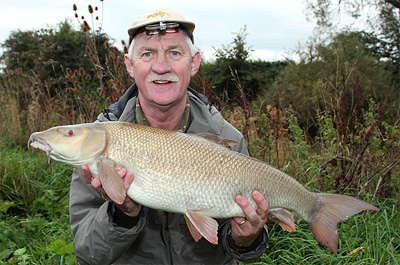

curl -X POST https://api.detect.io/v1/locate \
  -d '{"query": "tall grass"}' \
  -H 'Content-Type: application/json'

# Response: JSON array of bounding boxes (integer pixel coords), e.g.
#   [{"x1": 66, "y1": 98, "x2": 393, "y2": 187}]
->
[
  {"x1": 254, "y1": 201, "x2": 399, "y2": 264},
  {"x1": 0, "y1": 144, "x2": 75, "y2": 264}
]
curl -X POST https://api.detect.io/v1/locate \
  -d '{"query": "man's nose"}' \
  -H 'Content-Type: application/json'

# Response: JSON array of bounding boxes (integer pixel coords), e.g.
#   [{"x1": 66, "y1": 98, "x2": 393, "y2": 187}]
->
[{"x1": 152, "y1": 53, "x2": 171, "y2": 74}]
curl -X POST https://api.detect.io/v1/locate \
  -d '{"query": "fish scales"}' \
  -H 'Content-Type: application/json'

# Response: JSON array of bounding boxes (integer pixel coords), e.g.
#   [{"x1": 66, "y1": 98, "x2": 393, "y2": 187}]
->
[{"x1": 102, "y1": 122, "x2": 320, "y2": 220}]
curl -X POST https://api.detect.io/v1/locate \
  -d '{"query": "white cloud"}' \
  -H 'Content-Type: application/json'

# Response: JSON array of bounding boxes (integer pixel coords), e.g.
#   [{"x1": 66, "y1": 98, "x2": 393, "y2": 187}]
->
[{"x1": 0, "y1": 0, "x2": 368, "y2": 62}]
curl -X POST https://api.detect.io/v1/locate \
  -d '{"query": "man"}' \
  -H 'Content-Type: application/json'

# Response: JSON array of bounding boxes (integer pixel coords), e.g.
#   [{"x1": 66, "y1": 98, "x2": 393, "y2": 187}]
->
[{"x1": 69, "y1": 8, "x2": 269, "y2": 264}]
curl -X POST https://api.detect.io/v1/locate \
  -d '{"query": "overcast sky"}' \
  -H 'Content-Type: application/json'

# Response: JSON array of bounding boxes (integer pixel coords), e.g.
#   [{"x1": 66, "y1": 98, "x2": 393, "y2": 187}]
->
[{"x1": 0, "y1": 0, "x2": 364, "y2": 62}]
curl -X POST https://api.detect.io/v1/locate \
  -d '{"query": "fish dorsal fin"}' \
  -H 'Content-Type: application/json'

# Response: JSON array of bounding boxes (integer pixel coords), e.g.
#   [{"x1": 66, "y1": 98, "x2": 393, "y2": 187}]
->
[
  {"x1": 196, "y1": 134, "x2": 238, "y2": 149},
  {"x1": 97, "y1": 159, "x2": 126, "y2": 205},
  {"x1": 268, "y1": 208, "x2": 296, "y2": 232},
  {"x1": 185, "y1": 211, "x2": 219, "y2": 245}
]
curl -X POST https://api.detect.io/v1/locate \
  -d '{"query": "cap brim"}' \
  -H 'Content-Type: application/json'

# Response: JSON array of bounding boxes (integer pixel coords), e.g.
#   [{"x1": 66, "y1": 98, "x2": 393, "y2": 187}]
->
[{"x1": 128, "y1": 19, "x2": 195, "y2": 37}]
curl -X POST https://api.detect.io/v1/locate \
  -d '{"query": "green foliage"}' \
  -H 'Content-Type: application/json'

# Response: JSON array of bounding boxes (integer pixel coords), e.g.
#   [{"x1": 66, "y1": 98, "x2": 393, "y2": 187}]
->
[
  {"x1": 196, "y1": 26, "x2": 287, "y2": 102},
  {"x1": 244, "y1": 105, "x2": 400, "y2": 264},
  {"x1": 304, "y1": 0, "x2": 400, "y2": 110},
  {"x1": 246, "y1": 203, "x2": 400, "y2": 264},
  {"x1": 214, "y1": 26, "x2": 253, "y2": 62},
  {"x1": 248, "y1": 104, "x2": 274, "y2": 164},
  {"x1": 2, "y1": 20, "x2": 98, "y2": 89},
  {"x1": 0, "y1": 12, "x2": 132, "y2": 145},
  {"x1": 0, "y1": 145, "x2": 76, "y2": 264},
  {"x1": 305, "y1": 0, "x2": 400, "y2": 65},
  {"x1": 273, "y1": 30, "x2": 395, "y2": 130}
]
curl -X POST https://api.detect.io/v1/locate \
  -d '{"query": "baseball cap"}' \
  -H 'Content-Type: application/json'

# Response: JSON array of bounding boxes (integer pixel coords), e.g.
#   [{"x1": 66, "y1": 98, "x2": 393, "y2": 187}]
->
[{"x1": 128, "y1": 8, "x2": 195, "y2": 40}]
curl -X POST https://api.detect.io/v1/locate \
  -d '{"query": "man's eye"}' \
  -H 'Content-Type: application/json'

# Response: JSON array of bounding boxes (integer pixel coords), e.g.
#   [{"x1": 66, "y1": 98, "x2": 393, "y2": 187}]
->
[
  {"x1": 171, "y1": 51, "x2": 180, "y2": 56},
  {"x1": 143, "y1": 52, "x2": 152, "y2": 57}
]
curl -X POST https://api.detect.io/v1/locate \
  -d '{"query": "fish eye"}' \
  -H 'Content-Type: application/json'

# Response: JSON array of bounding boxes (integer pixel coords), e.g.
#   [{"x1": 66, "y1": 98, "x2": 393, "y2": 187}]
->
[{"x1": 67, "y1": 130, "x2": 74, "y2": 137}]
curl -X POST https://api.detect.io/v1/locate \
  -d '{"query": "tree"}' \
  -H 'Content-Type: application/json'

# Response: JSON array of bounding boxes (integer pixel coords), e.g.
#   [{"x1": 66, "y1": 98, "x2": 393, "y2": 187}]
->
[
  {"x1": 305, "y1": 0, "x2": 399, "y2": 84},
  {"x1": 0, "y1": 17, "x2": 131, "y2": 135},
  {"x1": 274, "y1": 30, "x2": 393, "y2": 132},
  {"x1": 198, "y1": 26, "x2": 286, "y2": 103}
]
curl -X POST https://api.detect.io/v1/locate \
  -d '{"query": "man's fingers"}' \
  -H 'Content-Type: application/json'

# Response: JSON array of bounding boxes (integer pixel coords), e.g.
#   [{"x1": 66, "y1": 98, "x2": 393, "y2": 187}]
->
[
  {"x1": 81, "y1": 165, "x2": 134, "y2": 205},
  {"x1": 232, "y1": 216, "x2": 247, "y2": 226},
  {"x1": 116, "y1": 167, "x2": 127, "y2": 177},
  {"x1": 235, "y1": 195, "x2": 258, "y2": 224},
  {"x1": 81, "y1": 165, "x2": 92, "y2": 184},
  {"x1": 91, "y1": 175, "x2": 103, "y2": 192},
  {"x1": 252, "y1": 190, "x2": 269, "y2": 220},
  {"x1": 123, "y1": 172, "x2": 134, "y2": 189}
]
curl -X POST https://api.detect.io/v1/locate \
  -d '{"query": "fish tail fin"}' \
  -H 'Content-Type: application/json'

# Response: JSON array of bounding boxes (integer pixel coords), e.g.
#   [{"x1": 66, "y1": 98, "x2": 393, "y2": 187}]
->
[{"x1": 308, "y1": 193, "x2": 379, "y2": 254}]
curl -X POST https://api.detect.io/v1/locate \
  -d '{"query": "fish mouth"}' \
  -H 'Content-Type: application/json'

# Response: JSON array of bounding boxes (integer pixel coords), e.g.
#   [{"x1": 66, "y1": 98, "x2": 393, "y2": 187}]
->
[{"x1": 28, "y1": 136, "x2": 53, "y2": 164}]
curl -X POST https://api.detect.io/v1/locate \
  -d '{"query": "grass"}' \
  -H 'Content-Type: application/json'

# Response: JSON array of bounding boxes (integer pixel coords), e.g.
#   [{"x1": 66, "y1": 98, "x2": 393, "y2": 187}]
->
[
  {"x1": 254, "y1": 202, "x2": 400, "y2": 264},
  {"x1": 0, "y1": 145, "x2": 76, "y2": 265}
]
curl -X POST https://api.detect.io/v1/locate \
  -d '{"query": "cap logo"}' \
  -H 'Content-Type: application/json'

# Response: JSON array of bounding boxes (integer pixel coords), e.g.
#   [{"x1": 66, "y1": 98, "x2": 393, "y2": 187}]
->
[{"x1": 147, "y1": 12, "x2": 170, "y2": 20}]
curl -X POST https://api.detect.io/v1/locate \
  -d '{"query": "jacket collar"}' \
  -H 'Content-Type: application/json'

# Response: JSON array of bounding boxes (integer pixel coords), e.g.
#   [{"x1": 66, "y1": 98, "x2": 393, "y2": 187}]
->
[{"x1": 104, "y1": 83, "x2": 224, "y2": 136}]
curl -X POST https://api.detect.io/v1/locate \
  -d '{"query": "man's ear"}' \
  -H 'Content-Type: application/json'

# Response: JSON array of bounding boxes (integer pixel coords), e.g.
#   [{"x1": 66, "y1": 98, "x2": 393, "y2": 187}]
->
[
  {"x1": 190, "y1": 51, "x2": 202, "y2": 77},
  {"x1": 124, "y1": 54, "x2": 135, "y2": 79}
]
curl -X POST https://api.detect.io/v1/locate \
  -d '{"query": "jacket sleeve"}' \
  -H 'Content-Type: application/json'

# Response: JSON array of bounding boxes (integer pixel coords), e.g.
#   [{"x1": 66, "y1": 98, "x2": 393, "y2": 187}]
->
[
  {"x1": 69, "y1": 169, "x2": 146, "y2": 265},
  {"x1": 220, "y1": 220, "x2": 269, "y2": 262}
]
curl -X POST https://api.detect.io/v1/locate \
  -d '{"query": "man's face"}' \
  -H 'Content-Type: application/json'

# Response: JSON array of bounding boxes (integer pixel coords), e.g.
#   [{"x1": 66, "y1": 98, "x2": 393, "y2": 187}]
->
[{"x1": 125, "y1": 30, "x2": 201, "y2": 108}]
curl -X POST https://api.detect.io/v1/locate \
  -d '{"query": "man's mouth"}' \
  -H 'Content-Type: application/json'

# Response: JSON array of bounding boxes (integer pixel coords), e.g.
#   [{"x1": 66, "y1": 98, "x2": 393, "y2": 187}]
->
[{"x1": 153, "y1": 80, "x2": 172, "y2": 84}]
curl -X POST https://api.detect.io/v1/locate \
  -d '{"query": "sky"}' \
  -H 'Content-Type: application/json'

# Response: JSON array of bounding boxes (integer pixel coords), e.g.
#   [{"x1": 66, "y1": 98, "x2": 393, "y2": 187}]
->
[{"x1": 0, "y1": 0, "x2": 363, "y2": 62}]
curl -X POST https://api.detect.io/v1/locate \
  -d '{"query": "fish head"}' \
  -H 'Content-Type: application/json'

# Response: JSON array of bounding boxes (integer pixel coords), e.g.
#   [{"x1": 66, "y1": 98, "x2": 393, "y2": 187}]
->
[{"x1": 28, "y1": 123, "x2": 107, "y2": 168}]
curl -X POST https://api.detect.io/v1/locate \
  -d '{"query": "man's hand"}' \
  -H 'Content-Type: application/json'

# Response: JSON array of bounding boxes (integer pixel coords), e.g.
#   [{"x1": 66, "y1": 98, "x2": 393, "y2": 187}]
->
[
  {"x1": 230, "y1": 190, "x2": 269, "y2": 247},
  {"x1": 81, "y1": 165, "x2": 141, "y2": 217}
]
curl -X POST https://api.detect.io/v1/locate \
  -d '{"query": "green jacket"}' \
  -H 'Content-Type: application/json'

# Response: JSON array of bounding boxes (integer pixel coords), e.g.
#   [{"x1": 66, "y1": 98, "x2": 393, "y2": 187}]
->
[{"x1": 69, "y1": 84, "x2": 268, "y2": 264}]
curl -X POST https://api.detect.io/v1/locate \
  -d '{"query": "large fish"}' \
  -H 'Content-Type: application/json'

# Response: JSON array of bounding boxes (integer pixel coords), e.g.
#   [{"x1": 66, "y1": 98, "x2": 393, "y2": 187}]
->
[{"x1": 28, "y1": 122, "x2": 379, "y2": 253}]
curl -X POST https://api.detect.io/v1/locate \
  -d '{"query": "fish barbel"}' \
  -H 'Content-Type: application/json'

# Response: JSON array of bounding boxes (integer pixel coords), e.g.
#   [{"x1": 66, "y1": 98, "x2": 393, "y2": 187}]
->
[{"x1": 28, "y1": 122, "x2": 379, "y2": 253}]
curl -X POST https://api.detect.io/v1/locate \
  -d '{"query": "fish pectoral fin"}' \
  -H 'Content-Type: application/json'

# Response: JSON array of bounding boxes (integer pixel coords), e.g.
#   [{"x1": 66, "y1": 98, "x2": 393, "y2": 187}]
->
[
  {"x1": 185, "y1": 211, "x2": 219, "y2": 245},
  {"x1": 97, "y1": 160, "x2": 126, "y2": 205},
  {"x1": 268, "y1": 208, "x2": 296, "y2": 232}
]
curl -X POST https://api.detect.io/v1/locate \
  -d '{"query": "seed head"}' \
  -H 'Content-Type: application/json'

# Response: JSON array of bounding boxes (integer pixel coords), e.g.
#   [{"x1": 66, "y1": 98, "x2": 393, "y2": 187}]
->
[
  {"x1": 83, "y1": 21, "x2": 91, "y2": 31},
  {"x1": 109, "y1": 52, "x2": 115, "y2": 61},
  {"x1": 79, "y1": 67, "x2": 85, "y2": 76},
  {"x1": 104, "y1": 41, "x2": 110, "y2": 49}
]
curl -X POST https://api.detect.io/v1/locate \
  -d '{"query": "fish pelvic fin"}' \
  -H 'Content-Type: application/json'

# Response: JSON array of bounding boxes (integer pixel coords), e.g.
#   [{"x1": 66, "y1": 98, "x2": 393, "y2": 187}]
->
[
  {"x1": 185, "y1": 211, "x2": 219, "y2": 245},
  {"x1": 308, "y1": 193, "x2": 379, "y2": 254},
  {"x1": 97, "y1": 160, "x2": 126, "y2": 205},
  {"x1": 184, "y1": 215, "x2": 203, "y2": 242},
  {"x1": 268, "y1": 208, "x2": 296, "y2": 232}
]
